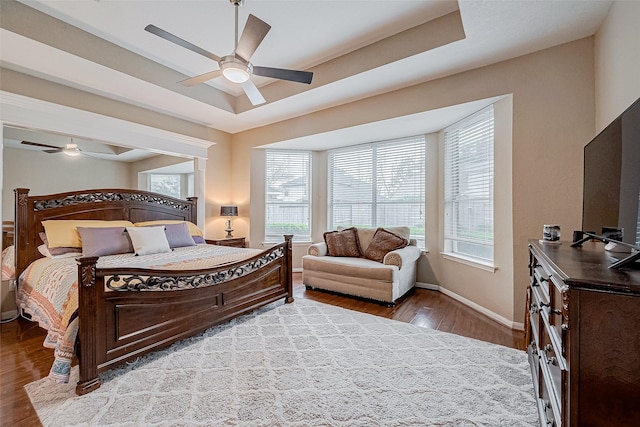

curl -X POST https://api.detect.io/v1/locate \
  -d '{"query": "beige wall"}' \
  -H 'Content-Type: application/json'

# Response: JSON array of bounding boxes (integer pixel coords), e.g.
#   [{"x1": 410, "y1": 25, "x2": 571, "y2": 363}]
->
[
  {"x1": 595, "y1": 0, "x2": 640, "y2": 130},
  {"x1": 233, "y1": 37, "x2": 596, "y2": 325},
  {"x1": 431, "y1": 96, "x2": 514, "y2": 323},
  {"x1": 204, "y1": 138, "x2": 235, "y2": 240},
  {"x1": 2, "y1": 147, "x2": 131, "y2": 219}
]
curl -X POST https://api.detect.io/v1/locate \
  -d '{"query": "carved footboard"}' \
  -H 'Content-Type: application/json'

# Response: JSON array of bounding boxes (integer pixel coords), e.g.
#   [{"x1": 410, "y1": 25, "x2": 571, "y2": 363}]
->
[{"x1": 75, "y1": 236, "x2": 293, "y2": 395}]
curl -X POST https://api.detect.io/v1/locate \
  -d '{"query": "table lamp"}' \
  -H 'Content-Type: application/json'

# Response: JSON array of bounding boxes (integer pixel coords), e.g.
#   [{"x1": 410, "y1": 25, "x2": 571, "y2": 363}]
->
[{"x1": 220, "y1": 205, "x2": 238, "y2": 238}]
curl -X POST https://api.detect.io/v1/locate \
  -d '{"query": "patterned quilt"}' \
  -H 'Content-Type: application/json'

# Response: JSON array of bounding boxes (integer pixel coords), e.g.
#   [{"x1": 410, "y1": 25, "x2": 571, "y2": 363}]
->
[
  {"x1": 1, "y1": 245, "x2": 15, "y2": 280},
  {"x1": 16, "y1": 244, "x2": 262, "y2": 383}
]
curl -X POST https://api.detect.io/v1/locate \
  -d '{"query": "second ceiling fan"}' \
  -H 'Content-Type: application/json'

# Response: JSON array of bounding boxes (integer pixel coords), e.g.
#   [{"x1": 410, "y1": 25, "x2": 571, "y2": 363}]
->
[{"x1": 145, "y1": 0, "x2": 313, "y2": 106}]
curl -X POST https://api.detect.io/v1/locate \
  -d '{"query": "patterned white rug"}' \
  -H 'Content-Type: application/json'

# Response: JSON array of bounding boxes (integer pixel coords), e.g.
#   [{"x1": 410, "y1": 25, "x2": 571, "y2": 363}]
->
[{"x1": 25, "y1": 299, "x2": 537, "y2": 426}]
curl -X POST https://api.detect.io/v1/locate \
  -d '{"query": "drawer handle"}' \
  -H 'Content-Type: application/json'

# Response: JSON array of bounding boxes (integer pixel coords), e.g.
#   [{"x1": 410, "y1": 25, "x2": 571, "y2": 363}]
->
[
  {"x1": 561, "y1": 323, "x2": 569, "y2": 330},
  {"x1": 544, "y1": 344, "x2": 553, "y2": 352},
  {"x1": 543, "y1": 400, "x2": 554, "y2": 425},
  {"x1": 547, "y1": 356, "x2": 557, "y2": 366}
]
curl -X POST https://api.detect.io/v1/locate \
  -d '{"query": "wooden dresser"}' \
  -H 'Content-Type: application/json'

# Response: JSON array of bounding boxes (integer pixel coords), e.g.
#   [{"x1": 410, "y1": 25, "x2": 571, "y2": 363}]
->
[{"x1": 526, "y1": 240, "x2": 640, "y2": 426}]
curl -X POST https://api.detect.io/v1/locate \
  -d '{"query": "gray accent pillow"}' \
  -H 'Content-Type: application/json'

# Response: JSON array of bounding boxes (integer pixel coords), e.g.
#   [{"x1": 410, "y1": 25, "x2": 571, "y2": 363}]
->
[
  {"x1": 77, "y1": 227, "x2": 134, "y2": 257},
  {"x1": 164, "y1": 222, "x2": 196, "y2": 248}
]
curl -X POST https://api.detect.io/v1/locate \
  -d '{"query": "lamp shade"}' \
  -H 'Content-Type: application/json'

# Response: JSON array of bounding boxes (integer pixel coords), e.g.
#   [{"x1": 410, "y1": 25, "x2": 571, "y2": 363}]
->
[{"x1": 220, "y1": 206, "x2": 238, "y2": 217}]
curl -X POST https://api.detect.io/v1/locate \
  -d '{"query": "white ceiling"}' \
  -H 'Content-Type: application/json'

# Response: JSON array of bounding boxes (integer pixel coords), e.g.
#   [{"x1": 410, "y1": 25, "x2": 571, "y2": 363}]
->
[{"x1": 1, "y1": 0, "x2": 613, "y2": 151}]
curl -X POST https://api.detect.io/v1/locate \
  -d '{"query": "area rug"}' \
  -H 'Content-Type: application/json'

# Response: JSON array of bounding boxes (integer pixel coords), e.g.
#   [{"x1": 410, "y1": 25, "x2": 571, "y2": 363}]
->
[{"x1": 25, "y1": 299, "x2": 537, "y2": 426}]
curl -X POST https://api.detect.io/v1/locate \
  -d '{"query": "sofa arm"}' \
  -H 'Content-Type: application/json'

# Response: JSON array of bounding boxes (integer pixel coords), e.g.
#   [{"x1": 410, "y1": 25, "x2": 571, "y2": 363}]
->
[
  {"x1": 383, "y1": 245, "x2": 422, "y2": 269},
  {"x1": 308, "y1": 242, "x2": 328, "y2": 256}
]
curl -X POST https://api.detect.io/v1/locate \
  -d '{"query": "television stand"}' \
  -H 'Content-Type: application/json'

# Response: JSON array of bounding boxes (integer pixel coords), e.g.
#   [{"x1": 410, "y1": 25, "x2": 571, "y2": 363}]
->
[{"x1": 571, "y1": 231, "x2": 640, "y2": 269}]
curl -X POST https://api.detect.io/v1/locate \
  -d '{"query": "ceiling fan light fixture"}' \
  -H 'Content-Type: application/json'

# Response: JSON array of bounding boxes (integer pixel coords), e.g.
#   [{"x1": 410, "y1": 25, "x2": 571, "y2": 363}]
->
[
  {"x1": 63, "y1": 143, "x2": 81, "y2": 157},
  {"x1": 220, "y1": 56, "x2": 251, "y2": 83}
]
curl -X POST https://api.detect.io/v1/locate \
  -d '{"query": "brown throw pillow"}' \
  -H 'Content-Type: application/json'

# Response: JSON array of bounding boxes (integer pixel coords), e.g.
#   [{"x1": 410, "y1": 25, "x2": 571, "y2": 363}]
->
[
  {"x1": 323, "y1": 227, "x2": 362, "y2": 257},
  {"x1": 363, "y1": 228, "x2": 409, "y2": 262}
]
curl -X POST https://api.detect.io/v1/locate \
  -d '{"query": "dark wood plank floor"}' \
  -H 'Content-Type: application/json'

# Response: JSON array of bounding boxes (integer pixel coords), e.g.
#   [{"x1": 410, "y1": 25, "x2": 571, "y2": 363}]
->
[{"x1": 0, "y1": 273, "x2": 524, "y2": 427}]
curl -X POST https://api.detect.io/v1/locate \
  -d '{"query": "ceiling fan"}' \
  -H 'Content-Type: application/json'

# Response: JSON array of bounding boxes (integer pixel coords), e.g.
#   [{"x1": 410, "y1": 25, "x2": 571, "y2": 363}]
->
[
  {"x1": 21, "y1": 139, "x2": 83, "y2": 157},
  {"x1": 145, "y1": 0, "x2": 313, "y2": 106}
]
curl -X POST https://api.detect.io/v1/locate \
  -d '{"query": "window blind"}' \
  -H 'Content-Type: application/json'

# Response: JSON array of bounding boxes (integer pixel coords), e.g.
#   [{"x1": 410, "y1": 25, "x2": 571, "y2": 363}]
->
[
  {"x1": 329, "y1": 136, "x2": 426, "y2": 247},
  {"x1": 444, "y1": 105, "x2": 495, "y2": 262},
  {"x1": 265, "y1": 150, "x2": 311, "y2": 242}
]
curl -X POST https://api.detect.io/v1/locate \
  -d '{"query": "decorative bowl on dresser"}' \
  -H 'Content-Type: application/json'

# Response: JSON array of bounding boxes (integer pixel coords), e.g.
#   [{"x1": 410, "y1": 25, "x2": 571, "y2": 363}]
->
[
  {"x1": 206, "y1": 237, "x2": 246, "y2": 248},
  {"x1": 526, "y1": 240, "x2": 640, "y2": 427}
]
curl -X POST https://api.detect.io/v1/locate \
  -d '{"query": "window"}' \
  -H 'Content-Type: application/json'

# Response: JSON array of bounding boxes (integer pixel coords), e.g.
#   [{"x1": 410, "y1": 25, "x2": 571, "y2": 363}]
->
[
  {"x1": 328, "y1": 136, "x2": 426, "y2": 247},
  {"x1": 148, "y1": 173, "x2": 194, "y2": 199},
  {"x1": 265, "y1": 150, "x2": 311, "y2": 242},
  {"x1": 149, "y1": 174, "x2": 182, "y2": 198},
  {"x1": 443, "y1": 105, "x2": 494, "y2": 263}
]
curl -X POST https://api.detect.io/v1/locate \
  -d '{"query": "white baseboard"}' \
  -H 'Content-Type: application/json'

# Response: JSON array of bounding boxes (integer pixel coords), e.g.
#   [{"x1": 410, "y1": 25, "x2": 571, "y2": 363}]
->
[{"x1": 415, "y1": 282, "x2": 524, "y2": 331}]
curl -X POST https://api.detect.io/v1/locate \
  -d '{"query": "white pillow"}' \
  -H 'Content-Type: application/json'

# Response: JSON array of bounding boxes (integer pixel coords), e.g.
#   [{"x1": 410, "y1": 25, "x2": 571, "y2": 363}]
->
[
  {"x1": 37, "y1": 244, "x2": 81, "y2": 259},
  {"x1": 126, "y1": 226, "x2": 171, "y2": 256}
]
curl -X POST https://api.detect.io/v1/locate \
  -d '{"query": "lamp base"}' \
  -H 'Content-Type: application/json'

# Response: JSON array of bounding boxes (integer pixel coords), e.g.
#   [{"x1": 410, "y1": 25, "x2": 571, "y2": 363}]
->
[{"x1": 224, "y1": 219, "x2": 234, "y2": 238}]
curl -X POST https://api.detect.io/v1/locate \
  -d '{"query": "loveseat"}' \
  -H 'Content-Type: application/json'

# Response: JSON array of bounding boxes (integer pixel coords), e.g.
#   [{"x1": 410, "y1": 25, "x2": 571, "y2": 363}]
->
[{"x1": 302, "y1": 226, "x2": 421, "y2": 306}]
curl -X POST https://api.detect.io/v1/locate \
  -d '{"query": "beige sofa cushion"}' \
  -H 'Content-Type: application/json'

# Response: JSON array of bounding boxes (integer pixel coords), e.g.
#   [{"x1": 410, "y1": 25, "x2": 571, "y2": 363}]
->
[{"x1": 302, "y1": 256, "x2": 395, "y2": 282}]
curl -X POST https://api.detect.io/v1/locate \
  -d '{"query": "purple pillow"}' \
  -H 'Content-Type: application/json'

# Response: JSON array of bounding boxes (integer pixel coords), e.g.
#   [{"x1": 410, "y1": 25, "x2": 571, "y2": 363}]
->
[
  {"x1": 163, "y1": 223, "x2": 196, "y2": 248},
  {"x1": 192, "y1": 236, "x2": 206, "y2": 244},
  {"x1": 77, "y1": 227, "x2": 134, "y2": 257}
]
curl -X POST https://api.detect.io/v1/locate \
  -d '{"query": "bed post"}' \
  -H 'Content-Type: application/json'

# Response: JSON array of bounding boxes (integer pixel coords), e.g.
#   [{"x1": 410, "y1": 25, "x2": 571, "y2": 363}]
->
[
  {"x1": 75, "y1": 256, "x2": 102, "y2": 395},
  {"x1": 14, "y1": 188, "x2": 31, "y2": 278},
  {"x1": 284, "y1": 234, "x2": 294, "y2": 303}
]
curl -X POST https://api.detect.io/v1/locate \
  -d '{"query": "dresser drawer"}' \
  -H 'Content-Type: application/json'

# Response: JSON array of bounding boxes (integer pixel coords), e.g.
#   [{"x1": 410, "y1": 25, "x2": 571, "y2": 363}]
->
[
  {"x1": 548, "y1": 276, "x2": 567, "y2": 356},
  {"x1": 537, "y1": 374, "x2": 561, "y2": 427},
  {"x1": 540, "y1": 321, "x2": 565, "y2": 403},
  {"x1": 529, "y1": 285, "x2": 544, "y2": 346},
  {"x1": 532, "y1": 264, "x2": 552, "y2": 299}
]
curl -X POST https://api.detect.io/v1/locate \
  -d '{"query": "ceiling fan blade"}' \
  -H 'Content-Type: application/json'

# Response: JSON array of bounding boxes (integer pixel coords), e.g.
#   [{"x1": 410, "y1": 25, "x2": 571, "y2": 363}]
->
[
  {"x1": 43, "y1": 148, "x2": 63, "y2": 154},
  {"x1": 253, "y1": 66, "x2": 313, "y2": 84},
  {"x1": 242, "y1": 80, "x2": 266, "y2": 106},
  {"x1": 235, "y1": 14, "x2": 271, "y2": 62},
  {"x1": 179, "y1": 70, "x2": 223, "y2": 87},
  {"x1": 145, "y1": 24, "x2": 221, "y2": 62},
  {"x1": 21, "y1": 140, "x2": 61, "y2": 150}
]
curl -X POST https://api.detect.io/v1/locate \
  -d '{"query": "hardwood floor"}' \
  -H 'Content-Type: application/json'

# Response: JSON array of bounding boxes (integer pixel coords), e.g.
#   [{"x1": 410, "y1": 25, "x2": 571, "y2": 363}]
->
[{"x1": 0, "y1": 273, "x2": 524, "y2": 427}]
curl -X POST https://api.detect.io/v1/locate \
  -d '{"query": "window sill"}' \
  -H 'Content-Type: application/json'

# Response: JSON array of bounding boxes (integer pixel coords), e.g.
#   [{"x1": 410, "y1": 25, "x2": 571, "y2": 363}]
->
[{"x1": 440, "y1": 252, "x2": 497, "y2": 272}]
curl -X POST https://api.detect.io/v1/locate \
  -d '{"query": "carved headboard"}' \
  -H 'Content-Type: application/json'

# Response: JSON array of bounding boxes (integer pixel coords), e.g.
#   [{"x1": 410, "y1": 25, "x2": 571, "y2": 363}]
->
[{"x1": 14, "y1": 188, "x2": 198, "y2": 278}]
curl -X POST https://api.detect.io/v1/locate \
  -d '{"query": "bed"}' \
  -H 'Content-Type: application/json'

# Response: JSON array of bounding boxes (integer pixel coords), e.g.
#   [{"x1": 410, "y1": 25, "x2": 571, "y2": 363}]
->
[{"x1": 13, "y1": 188, "x2": 293, "y2": 395}]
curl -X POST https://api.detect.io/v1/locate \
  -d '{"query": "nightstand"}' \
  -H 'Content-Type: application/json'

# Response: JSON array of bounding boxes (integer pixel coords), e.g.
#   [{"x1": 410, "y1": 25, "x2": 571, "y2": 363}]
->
[{"x1": 206, "y1": 237, "x2": 246, "y2": 248}]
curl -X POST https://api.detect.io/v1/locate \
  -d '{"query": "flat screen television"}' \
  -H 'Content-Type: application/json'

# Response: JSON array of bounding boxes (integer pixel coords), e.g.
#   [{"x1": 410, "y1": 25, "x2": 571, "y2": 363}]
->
[{"x1": 582, "y1": 96, "x2": 640, "y2": 250}]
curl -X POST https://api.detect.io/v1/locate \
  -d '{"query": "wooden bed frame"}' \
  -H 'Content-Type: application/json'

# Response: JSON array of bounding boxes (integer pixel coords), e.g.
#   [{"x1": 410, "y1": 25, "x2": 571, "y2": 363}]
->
[{"x1": 14, "y1": 188, "x2": 293, "y2": 395}]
